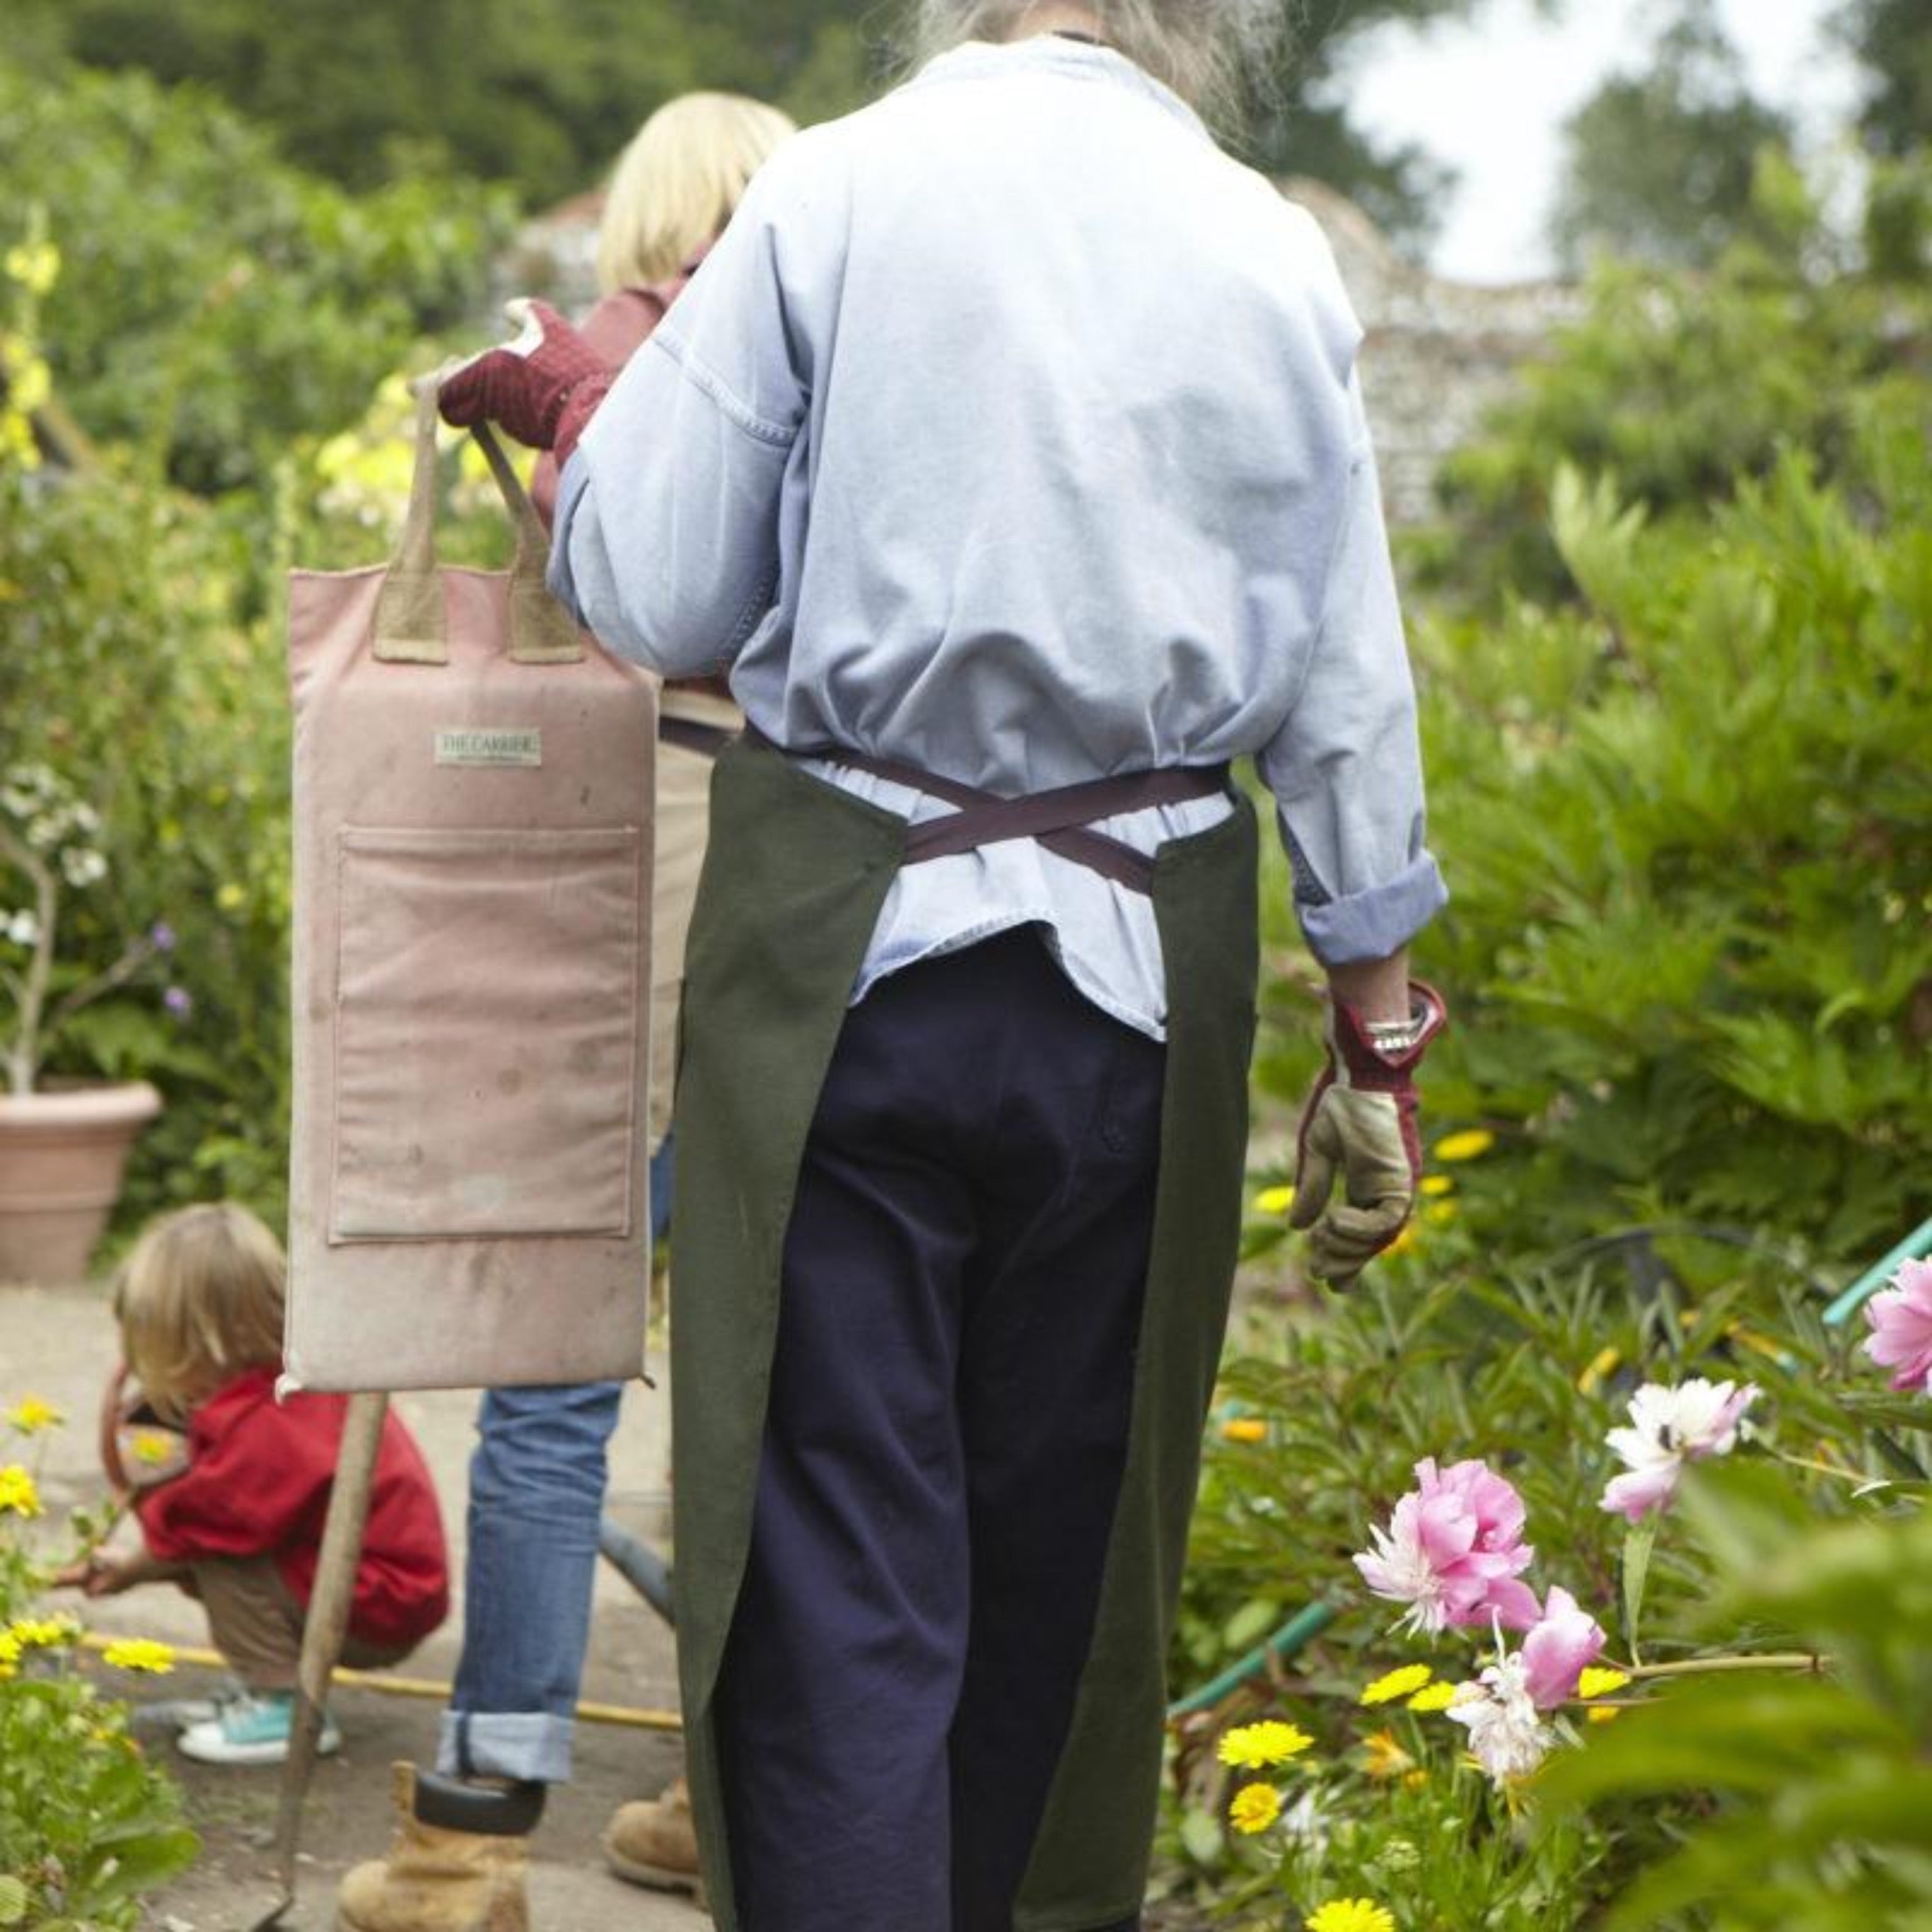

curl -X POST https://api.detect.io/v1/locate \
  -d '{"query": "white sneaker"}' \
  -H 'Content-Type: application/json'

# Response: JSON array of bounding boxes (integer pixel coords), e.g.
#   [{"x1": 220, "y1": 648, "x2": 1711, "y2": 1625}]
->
[
  {"x1": 133, "y1": 1673, "x2": 247, "y2": 1735},
  {"x1": 177, "y1": 1690, "x2": 341, "y2": 1767}
]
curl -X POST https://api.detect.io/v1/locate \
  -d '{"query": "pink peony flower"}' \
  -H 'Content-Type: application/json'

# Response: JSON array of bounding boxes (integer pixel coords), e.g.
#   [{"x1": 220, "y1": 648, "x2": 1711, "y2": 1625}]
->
[
  {"x1": 1864, "y1": 1257, "x2": 1932, "y2": 1395},
  {"x1": 1598, "y1": 1378, "x2": 1758, "y2": 1522},
  {"x1": 1520, "y1": 1586, "x2": 1607, "y2": 1710},
  {"x1": 1354, "y1": 1457, "x2": 1539, "y2": 1636}
]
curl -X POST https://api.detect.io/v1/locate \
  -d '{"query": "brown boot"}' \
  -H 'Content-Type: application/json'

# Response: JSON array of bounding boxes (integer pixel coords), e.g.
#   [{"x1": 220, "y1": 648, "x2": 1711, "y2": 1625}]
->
[
  {"x1": 603, "y1": 1777, "x2": 706, "y2": 1903},
  {"x1": 337, "y1": 1764, "x2": 530, "y2": 1932}
]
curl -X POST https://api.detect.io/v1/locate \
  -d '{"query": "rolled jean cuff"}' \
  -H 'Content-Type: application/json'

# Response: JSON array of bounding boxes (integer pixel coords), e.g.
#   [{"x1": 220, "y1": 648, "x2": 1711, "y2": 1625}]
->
[
  {"x1": 1298, "y1": 852, "x2": 1449, "y2": 966},
  {"x1": 438, "y1": 1709, "x2": 576, "y2": 1787}
]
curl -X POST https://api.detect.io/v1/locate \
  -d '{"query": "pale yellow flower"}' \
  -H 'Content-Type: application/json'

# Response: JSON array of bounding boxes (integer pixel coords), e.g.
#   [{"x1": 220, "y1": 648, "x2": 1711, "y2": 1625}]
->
[
  {"x1": 101, "y1": 1638, "x2": 175, "y2": 1675},
  {"x1": 1406, "y1": 1680, "x2": 1459, "y2": 1713},
  {"x1": 1305, "y1": 1899, "x2": 1396, "y2": 1932},
  {"x1": 1217, "y1": 1719, "x2": 1314, "y2": 1770},
  {"x1": 1578, "y1": 1667, "x2": 1631, "y2": 1700},
  {"x1": 1433, "y1": 1128, "x2": 1495, "y2": 1163},
  {"x1": 1229, "y1": 1781, "x2": 1283, "y2": 1835},
  {"x1": 1418, "y1": 1174, "x2": 1454, "y2": 1198},
  {"x1": 5, "y1": 1395, "x2": 63, "y2": 1434},
  {"x1": 4, "y1": 240, "x2": 61, "y2": 296},
  {"x1": 1577, "y1": 1345, "x2": 1622, "y2": 1396},
  {"x1": 1423, "y1": 1200, "x2": 1459, "y2": 1228},
  {"x1": 216, "y1": 882, "x2": 247, "y2": 913},
  {"x1": 0, "y1": 1464, "x2": 43, "y2": 1518},
  {"x1": 1253, "y1": 1184, "x2": 1297, "y2": 1215},
  {"x1": 1359, "y1": 1729, "x2": 1413, "y2": 1780},
  {"x1": 1359, "y1": 1662, "x2": 1432, "y2": 1706}
]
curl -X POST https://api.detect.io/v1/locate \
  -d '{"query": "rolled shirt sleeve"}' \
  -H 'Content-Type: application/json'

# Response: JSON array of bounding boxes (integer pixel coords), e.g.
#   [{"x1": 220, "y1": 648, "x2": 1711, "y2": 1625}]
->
[{"x1": 1257, "y1": 372, "x2": 1447, "y2": 966}]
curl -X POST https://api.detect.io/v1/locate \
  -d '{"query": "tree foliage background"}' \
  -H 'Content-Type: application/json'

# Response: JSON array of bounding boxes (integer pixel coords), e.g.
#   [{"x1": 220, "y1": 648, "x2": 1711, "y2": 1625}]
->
[{"x1": 9, "y1": 0, "x2": 1514, "y2": 244}]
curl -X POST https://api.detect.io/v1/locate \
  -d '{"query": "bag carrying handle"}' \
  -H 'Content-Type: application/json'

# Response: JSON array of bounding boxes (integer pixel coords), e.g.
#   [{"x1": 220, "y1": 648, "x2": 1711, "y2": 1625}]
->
[{"x1": 372, "y1": 379, "x2": 584, "y2": 667}]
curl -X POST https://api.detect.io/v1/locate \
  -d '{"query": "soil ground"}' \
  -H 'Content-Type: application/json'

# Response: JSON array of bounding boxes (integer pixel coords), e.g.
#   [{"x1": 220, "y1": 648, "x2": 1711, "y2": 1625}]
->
[{"x1": 12, "y1": 1275, "x2": 705, "y2": 1931}]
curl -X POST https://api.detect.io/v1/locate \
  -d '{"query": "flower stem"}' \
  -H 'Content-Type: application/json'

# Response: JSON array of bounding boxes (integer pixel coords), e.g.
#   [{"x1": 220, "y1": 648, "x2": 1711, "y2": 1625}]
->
[{"x1": 1615, "y1": 1651, "x2": 1825, "y2": 1681}]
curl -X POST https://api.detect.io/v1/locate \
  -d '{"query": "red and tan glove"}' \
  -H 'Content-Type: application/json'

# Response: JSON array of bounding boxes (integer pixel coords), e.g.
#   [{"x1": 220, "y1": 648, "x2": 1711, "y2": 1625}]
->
[
  {"x1": 436, "y1": 298, "x2": 615, "y2": 464},
  {"x1": 1290, "y1": 981, "x2": 1448, "y2": 1289}
]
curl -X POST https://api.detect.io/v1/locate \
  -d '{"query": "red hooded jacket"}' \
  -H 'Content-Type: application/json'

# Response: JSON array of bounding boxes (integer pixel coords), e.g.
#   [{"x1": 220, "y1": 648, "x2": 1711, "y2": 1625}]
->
[{"x1": 134, "y1": 1366, "x2": 448, "y2": 1649}]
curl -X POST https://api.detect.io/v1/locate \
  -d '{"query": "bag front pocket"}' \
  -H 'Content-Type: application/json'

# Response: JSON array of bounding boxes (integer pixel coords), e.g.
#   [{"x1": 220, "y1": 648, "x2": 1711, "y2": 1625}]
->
[{"x1": 330, "y1": 825, "x2": 643, "y2": 1242}]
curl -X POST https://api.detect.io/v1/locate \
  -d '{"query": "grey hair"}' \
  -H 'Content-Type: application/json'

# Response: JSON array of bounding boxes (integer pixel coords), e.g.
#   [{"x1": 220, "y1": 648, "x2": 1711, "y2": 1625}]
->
[{"x1": 903, "y1": 1, "x2": 1293, "y2": 131}]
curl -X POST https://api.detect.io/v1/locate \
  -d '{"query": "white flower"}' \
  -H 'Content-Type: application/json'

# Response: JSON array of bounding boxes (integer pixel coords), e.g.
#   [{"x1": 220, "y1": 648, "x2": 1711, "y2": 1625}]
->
[
  {"x1": 60, "y1": 847, "x2": 107, "y2": 889},
  {"x1": 1600, "y1": 1378, "x2": 1758, "y2": 1522},
  {"x1": 1447, "y1": 1652, "x2": 1551, "y2": 1784},
  {"x1": 1, "y1": 910, "x2": 39, "y2": 947}
]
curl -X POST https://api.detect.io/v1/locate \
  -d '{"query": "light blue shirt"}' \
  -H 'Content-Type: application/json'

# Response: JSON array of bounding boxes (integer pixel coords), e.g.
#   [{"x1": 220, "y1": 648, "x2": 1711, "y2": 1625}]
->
[{"x1": 551, "y1": 34, "x2": 1446, "y2": 1038}]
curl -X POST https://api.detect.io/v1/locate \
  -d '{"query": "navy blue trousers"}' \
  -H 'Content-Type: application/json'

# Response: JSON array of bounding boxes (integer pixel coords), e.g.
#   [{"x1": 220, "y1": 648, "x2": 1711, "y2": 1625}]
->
[{"x1": 715, "y1": 927, "x2": 1162, "y2": 1932}]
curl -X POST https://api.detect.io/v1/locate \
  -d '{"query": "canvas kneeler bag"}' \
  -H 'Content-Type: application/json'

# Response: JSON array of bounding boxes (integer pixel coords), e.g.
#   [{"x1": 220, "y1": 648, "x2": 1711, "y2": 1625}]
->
[
  {"x1": 284, "y1": 389, "x2": 658, "y2": 1392},
  {"x1": 670, "y1": 737, "x2": 1259, "y2": 1931}
]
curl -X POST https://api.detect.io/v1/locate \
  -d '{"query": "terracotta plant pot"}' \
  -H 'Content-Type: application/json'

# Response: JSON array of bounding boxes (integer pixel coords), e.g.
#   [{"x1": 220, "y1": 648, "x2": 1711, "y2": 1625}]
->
[{"x1": 0, "y1": 1082, "x2": 162, "y2": 1285}]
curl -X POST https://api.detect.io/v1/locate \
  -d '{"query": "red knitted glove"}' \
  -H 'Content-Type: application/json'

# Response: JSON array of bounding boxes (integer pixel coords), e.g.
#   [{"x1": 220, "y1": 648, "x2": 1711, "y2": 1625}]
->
[
  {"x1": 1289, "y1": 981, "x2": 1448, "y2": 1289},
  {"x1": 436, "y1": 299, "x2": 615, "y2": 462}
]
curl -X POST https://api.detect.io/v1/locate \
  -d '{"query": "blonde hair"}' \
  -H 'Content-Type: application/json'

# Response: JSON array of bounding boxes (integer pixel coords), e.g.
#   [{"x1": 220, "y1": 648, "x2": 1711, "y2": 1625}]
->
[
  {"x1": 597, "y1": 92, "x2": 798, "y2": 294},
  {"x1": 113, "y1": 1204, "x2": 287, "y2": 1423}
]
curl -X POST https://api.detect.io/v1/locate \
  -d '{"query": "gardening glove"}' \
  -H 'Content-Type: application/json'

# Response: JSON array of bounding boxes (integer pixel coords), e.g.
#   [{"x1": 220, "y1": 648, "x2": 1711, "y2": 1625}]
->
[
  {"x1": 435, "y1": 298, "x2": 615, "y2": 465},
  {"x1": 1290, "y1": 981, "x2": 1448, "y2": 1290}
]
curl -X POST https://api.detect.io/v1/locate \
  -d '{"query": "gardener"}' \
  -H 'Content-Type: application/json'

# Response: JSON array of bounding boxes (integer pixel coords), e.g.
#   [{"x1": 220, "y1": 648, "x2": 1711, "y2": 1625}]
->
[{"x1": 438, "y1": 2, "x2": 1449, "y2": 1927}]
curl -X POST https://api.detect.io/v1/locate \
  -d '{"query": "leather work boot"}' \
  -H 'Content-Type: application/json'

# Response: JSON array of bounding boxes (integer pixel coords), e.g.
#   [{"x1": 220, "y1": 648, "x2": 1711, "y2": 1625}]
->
[
  {"x1": 336, "y1": 1764, "x2": 536, "y2": 1932},
  {"x1": 603, "y1": 1777, "x2": 706, "y2": 1903}
]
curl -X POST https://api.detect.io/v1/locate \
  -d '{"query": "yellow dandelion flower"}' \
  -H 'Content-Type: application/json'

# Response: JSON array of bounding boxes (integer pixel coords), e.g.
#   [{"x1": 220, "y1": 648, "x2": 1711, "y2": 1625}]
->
[
  {"x1": 1221, "y1": 1417, "x2": 1268, "y2": 1444},
  {"x1": 1405, "y1": 1680, "x2": 1459, "y2": 1713},
  {"x1": 1229, "y1": 1782, "x2": 1283, "y2": 1835},
  {"x1": 0, "y1": 1631, "x2": 21, "y2": 1668},
  {"x1": 5, "y1": 1395, "x2": 63, "y2": 1434},
  {"x1": 1578, "y1": 1667, "x2": 1631, "y2": 1700},
  {"x1": 1587, "y1": 1706, "x2": 1621, "y2": 1726},
  {"x1": 1577, "y1": 1345, "x2": 1621, "y2": 1396},
  {"x1": 1359, "y1": 1729, "x2": 1413, "y2": 1780},
  {"x1": 101, "y1": 1638, "x2": 175, "y2": 1675},
  {"x1": 1305, "y1": 1899, "x2": 1396, "y2": 1932},
  {"x1": 7, "y1": 1616, "x2": 77, "y2": 1650},
  {"x1": 1433, "y1": 1128, "x2": 1495, "y2": 1163},
  {"x1": 1402, "y1": 1767, "x2": 1427, "y2": 1791},
  {"x1": 130, "y1": 1430, "x2": 180, "y2": 1466},
  {"x1": 1359, "y1": 1662, "x2": 1432, "y2": 1706},
  {"x1": 1418, "y1": 1174, "x2": 1454, "y2": 1198},
  {"x1": 216, "y1": 882, "x2": 247, "y2": 913},
  {"x1": 1386, "y1": 1223, "x2": 1420, "y2": 1257},
  {"x1": 0, "y1": 1464, "x2": 43, "y2": 1518},
  {"x1": 1217, "y1": 1720, "x2": 1314, "y2": 1770},
  {"x1": 1423, "y1": 1200, "x2": 1459, "y2": 1227},
  {"x1": 1253, "y1": 1184, "x2": 1297, "y2": 1215}
]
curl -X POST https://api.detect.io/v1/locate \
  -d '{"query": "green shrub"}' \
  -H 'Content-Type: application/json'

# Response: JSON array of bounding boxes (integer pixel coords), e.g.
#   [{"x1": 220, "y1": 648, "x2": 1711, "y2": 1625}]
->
[{"x1": 0, "y1": 55, "x2": 513, "y2": 496}]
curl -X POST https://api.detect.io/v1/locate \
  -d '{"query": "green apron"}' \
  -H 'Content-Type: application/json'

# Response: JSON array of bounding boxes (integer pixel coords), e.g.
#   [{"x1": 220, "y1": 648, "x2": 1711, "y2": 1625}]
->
[{"x1": 670, "y1": 736, "x2": 1259, "y2": 1930}]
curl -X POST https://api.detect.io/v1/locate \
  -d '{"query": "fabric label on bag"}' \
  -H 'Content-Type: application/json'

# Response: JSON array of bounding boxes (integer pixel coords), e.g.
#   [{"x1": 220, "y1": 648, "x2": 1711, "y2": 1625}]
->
[{"x1": 434, "y1": 728, "x2": 543, "y2": 768}]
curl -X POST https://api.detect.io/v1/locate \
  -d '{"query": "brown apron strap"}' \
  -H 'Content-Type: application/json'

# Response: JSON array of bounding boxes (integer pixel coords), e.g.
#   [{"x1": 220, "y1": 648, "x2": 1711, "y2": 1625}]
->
[
  {"x1": 659, "y1": 716, "x2": 739, "y2": 760},
  {"x1": 745, "y1": 728, "x2": 1229, "y2": 895}
]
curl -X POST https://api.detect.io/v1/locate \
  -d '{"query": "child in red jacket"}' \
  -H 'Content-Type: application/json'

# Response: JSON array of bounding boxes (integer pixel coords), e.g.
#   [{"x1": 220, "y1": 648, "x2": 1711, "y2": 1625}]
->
[{"x1": 61, "y1": 1203, "x2": 449, "y2": 1766}]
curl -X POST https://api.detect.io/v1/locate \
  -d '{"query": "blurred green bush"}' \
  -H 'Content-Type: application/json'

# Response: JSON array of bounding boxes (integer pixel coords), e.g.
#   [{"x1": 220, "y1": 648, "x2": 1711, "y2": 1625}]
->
[{"x1": 0, "y1": 55, "x2": 514, "y2": 495}]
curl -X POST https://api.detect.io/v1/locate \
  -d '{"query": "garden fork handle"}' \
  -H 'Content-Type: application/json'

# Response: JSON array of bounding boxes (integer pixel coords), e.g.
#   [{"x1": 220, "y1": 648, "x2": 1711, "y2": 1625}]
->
[{"x1": 260, "y1": 1389, "x2": 391, "y2": 1923}]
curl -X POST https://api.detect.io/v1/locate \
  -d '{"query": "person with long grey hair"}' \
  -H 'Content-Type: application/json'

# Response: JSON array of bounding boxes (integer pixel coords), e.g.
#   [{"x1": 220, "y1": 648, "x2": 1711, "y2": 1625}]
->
[{"x1": 437, "y1": 0, "x2": 1449, "y2": 1925}]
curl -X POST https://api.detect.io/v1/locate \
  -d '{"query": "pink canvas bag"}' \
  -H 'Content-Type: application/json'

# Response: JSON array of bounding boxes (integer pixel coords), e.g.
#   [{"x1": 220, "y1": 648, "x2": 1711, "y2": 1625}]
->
[{"x1": 284, "y1": 390, "x2": 657, "y2": 1392}]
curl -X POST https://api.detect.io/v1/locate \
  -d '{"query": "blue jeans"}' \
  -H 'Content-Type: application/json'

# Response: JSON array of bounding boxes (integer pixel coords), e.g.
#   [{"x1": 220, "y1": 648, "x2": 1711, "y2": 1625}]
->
[{"x1": 438, "y1": 1138, "x2": 672, "y2": 1786}]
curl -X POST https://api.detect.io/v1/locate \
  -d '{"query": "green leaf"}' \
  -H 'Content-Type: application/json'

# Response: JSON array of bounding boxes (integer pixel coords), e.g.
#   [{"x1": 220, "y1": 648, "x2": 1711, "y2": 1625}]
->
[
  {"x1": 1177, "y1": 1803, "x2": 1224, "y2": 1868},
  {"x1": 1620, "y1": 1514, "x2": 1657, "y2": 1662}
]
